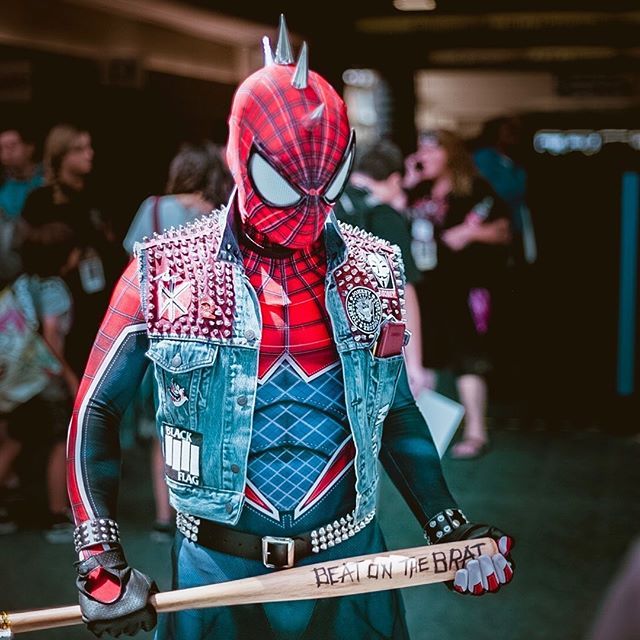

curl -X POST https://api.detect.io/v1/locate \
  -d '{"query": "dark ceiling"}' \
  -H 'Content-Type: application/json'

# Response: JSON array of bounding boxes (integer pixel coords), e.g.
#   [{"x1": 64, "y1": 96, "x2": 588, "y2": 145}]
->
[
  {"x1": 183, "y1": 0, "x2": 640, "y2": 24},
  {"x1": 178, "y1": 1, "x2": 640, "y2": 82}
]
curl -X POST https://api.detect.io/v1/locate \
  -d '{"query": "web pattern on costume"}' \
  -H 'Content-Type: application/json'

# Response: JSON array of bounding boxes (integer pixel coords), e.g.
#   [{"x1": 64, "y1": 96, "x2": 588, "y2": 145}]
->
[
  {"x1": 241, "y1": 240, "x2": 355, "y2": 520},
  {"x1": 241, "y1": 238, "x2": 337, "y2": 380},
  {"x1": 249, "y1": 361, "x2": 349, "y2": 513}
]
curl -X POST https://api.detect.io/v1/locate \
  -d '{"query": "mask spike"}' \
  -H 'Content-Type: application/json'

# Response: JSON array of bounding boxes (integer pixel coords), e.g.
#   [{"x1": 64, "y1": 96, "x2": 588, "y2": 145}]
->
[
  {"x1": 262, "y1": 36, "x2": 274, "y2": 66},
  {"x1": 302, "y1": 103, "x2": 325, "y2": 130},
  {"x1": 291, "y1": 42, "x2": 309, "y2": 89},
  {"x1": 274, "y1": 14, "x2": 294, "y2": 65}
]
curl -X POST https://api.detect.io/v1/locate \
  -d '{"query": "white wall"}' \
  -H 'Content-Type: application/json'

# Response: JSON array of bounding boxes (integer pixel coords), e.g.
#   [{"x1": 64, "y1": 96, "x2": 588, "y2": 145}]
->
[{"x1": 414, "y1": 69, "x2": 638, "y2": 137}]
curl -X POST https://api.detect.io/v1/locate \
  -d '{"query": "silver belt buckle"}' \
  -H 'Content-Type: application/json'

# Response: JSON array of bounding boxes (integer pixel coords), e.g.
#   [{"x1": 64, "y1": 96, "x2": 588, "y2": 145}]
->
[{"x1": 262, "y1": 536, "x2": 295, "y2": 569}]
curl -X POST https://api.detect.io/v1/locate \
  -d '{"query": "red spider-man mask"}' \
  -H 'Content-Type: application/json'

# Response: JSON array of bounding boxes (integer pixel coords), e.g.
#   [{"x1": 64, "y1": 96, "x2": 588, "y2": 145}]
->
[{"x1": 226, "y1": 19, "x2": 354, "y2": 250}]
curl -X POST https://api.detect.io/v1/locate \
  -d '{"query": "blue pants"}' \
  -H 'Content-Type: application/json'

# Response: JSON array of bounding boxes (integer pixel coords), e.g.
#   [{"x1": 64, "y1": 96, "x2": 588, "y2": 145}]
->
[{"x1": 155, "y1": 521, "x2": 410, "y2": 640}]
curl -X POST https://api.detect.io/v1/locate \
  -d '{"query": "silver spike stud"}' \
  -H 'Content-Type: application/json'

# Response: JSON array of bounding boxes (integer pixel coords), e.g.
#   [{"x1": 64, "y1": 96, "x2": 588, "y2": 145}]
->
[
  {"x1": 291, "y1": 41, "x2": 309, "y2": 89},
  {"x1": 274, "y1": 14, "x2": 294, "y2": 65},
  {"x1": 302, "y1": 103, "x2": 325, "y2": 130},
  {"x1": 262, "y1": 36, "x2": 274, "y2": 66}
]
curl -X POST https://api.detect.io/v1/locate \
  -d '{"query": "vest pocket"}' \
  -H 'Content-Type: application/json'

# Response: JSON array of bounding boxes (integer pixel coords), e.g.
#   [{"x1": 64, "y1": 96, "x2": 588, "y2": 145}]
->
[
  {"x1": 146, "y1": 338, "x2": 219, "y2": 429},
  {"x1": 146, "y1": 339, "x2": 220, "y2": 493}
]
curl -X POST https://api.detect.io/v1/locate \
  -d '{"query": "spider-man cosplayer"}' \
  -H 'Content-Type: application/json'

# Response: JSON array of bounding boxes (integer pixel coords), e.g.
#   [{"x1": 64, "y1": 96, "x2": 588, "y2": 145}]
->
[{"x1": 67, "y1": 16, "x2": 514, "y2": 640}]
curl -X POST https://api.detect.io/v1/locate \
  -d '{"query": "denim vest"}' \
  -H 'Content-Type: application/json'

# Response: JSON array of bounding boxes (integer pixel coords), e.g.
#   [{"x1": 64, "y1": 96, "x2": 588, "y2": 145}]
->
[{"x1": 136, "y1": 207, "x2": 407, "y2": 526}]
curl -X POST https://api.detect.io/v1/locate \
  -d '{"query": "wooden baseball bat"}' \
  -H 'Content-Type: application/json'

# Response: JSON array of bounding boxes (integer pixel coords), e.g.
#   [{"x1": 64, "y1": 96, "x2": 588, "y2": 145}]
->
[{"x1": 3, "y1": 537, "x2": 497, "y2": 635}]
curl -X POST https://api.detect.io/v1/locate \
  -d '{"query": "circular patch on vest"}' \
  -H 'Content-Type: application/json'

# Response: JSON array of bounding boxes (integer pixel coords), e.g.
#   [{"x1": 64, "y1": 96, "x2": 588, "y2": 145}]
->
[{"x1": 345, "y1": 287, "x2": 382, "y2": 334}]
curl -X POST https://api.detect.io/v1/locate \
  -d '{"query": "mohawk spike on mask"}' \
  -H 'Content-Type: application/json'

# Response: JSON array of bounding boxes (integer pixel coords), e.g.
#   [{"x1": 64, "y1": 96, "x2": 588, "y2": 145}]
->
[
  {"x1": 274, "y1": 14, "x2": 294, "y2": 65},
  {"x1": 291, "y1": 42, "x2": 309, "y2": 89},
  {"x1": 226, "y1": 16, "x2": 354, "y2": 250},
  {"x1": 262, "y1": 36, "x2": 274, "y2": 66},
  {"x1": 302, "y1": 103, "x2": 325, "y2": 130}
]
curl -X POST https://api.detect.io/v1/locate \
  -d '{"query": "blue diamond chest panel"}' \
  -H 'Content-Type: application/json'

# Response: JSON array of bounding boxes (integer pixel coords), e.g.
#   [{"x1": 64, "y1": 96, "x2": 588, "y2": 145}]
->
[{"x1": 238, "y1": 359, "x2": 356, "y2": 535}]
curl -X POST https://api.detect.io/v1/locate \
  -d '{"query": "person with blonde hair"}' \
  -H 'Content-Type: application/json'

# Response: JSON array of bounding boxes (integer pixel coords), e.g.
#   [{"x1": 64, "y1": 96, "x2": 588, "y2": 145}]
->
[
  {"x1": 21, "y1": 123, "x2": 124, "y2": 375},
  {"x1": 42, "y1": 123, "x2": 93, "y2": 186},
  {"x1": 405, "y1": 130, "x2": 512, "y2": 459}
]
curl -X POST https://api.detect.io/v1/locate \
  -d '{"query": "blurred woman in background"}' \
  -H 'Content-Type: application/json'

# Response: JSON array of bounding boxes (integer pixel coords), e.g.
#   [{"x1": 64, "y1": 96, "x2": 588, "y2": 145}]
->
[
  {"x1": 404, "y1": 130, "x2": 512, "y2": 459},
  {"x1": 123, "y1": 141, "x2": 232, "y2": 252},
  {"x1": 21, "y1": 123, "x2": 124, "y2": 375},
  {"x1": 0, "y1": 221, "x2": 79, "y2": 540}
]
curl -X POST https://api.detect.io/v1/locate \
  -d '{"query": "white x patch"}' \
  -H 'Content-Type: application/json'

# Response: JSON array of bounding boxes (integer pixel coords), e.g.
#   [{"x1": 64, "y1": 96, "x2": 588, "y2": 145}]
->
[{"x1": 159, "y1": 279, "x2": 191, "y2": 322}]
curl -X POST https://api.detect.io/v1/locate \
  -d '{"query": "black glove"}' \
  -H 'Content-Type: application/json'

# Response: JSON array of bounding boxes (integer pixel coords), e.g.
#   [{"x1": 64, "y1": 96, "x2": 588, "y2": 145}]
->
[
  {"x1": 441, "y1": 523, "x2": 514, "y2": 595},
  {"x1": 75, "y1": 546, "x2": 158, "y2": 638}
]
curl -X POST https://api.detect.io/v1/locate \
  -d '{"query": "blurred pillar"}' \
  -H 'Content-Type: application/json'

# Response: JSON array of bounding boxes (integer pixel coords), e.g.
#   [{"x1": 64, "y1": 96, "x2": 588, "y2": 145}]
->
[{"x1": 617, "y1": 172, "x2": 639, "y2": 396}]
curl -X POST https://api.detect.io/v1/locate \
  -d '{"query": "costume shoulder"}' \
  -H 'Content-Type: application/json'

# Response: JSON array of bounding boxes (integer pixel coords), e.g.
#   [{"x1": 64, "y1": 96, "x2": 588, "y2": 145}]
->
[
  {"x1": 133, "y1": 206, "x2": 237, "y2": 339},
  {"x1": 336, "y1": 221, "x2": 407, "y2": 333},
  {"x1": 338, "y1": 220, "x2": 405, "y2": 278},
  {"x1": 133, "y1": 206, "x2": 226, "y2": 258}
]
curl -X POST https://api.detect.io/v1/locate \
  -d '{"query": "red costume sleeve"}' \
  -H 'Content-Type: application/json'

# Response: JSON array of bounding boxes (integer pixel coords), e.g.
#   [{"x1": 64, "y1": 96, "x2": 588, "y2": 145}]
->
[{"x1": 67, "y1": 260, "x2": 150, "y2": 525}]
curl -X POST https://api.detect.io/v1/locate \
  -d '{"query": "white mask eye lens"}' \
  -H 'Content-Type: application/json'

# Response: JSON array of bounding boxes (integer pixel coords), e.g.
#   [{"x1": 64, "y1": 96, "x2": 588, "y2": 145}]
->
[
  {"x1": 249, "y1": 152, "x2": 303, "y2": 208},
  {"x1": 324, "y1": 145, "x2": 354, "y2": 203}
]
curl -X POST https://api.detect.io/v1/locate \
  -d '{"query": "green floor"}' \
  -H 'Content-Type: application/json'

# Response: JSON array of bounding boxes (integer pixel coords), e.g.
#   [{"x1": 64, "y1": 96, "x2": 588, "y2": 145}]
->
[{"x1": 3, "y1": 424, "x2": 640, "y2": 640}]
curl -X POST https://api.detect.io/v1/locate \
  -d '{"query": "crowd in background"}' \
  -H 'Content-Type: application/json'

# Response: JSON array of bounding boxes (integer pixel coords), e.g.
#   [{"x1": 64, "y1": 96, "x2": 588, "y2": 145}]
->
[
  {"x1": 0, "y1": 121, "x2": 231, "y2": 541},
  {"x1": 336, "y1": 119, "x2": 532, "y2": 459},
  {"x1": 0, "y1": 114, "x2": 532, "y2": 542}
]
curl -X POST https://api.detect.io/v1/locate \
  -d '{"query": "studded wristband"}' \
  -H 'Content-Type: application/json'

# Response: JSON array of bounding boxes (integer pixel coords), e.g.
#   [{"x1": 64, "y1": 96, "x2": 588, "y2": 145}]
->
[
  {"x1": 423, "y1": 508, "x2": 469, "y2": 545},
  {"x1": 73, "y1": 518, "x2": 121, "y2": 553}
]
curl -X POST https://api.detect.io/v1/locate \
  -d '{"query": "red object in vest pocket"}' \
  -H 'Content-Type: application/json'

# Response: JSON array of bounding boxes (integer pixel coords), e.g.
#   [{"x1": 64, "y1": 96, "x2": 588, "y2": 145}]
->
[{"x1": 374, "y1": 322, "x2": 406, "y2": 358}]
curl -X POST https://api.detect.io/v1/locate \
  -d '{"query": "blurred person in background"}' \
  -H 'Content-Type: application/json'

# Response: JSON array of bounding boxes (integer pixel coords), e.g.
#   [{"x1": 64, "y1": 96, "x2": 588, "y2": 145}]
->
[
  {"x1": 122, "y1": 141, "x2": 232, "y2": 542},
  {"x1": 334, "y1": 139, "x2": 433, "y2": 395},
  {"x1": 0, "y1": 123, "x2": 44, "y2": 219},
  {"x1": 0, "y1": 221, "x2": 79, "y2": 540},
  {"x1": 474, "y1": 117, "x2": 538, "y2": 421},
  {"x1": 21, "y1": 124, "x2": 125, "y2": 376},
  {"x1": 404, "y1": 130, "x2": 511, "y2": 459},
  {"x1": 123, "y1": 141, "x2": 232, "y2": 253},
  {"x1": 473, "y1": 116, "x2": 536, "y2": 266},
  {"x1": 0, "y1": 122, "x2": 45, "y2": 284}
]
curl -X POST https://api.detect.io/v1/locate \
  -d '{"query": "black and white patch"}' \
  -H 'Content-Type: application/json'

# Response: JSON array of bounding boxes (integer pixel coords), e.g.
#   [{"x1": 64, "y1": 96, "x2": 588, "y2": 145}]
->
[
  {"x1": 163, "y1": 424, "x2": 202, "y2": 486},
  {"x1": 345, "y1": 287, "x2": 382, "y2": 334},
  {"x1": 367, "y1": 253, "x2": 392, "y2": 289}
]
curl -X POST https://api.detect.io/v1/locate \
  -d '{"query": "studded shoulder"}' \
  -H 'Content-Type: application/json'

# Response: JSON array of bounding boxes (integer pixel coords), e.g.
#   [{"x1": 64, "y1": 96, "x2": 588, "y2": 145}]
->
[
  {"x1": 337, "y1": 220, "x2": 397, "y2": 256},
  {"x1": 334, "y1": 222, "x2": 407, "y2": 342},
  {"x1": 136, "y1": 207, "x2": 226, "y2": 253},
  {"x1": 137, "y1": 207, "x2": 237, "y2": 340}
]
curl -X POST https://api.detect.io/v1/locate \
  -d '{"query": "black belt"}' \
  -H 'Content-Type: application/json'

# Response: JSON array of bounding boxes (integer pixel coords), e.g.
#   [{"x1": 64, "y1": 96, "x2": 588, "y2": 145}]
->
[
  {"x1": 177, "y1": 510, "x2": 373, "y2": 569},
  {"x1": 198, "y1": 519, "x2": 311, "y2": 568}
]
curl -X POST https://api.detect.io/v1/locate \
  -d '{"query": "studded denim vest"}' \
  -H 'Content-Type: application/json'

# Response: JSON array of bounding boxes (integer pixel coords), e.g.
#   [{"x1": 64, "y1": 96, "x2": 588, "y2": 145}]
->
[{"x1": 136, "y1": 207, "x2": 407, "y2": 526}]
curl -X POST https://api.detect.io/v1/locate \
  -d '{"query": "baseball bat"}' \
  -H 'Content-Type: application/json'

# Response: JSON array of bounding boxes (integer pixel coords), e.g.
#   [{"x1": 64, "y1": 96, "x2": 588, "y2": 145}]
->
[{"x1": 2, "y1": 537, "x2": 497, "y2": 635}]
